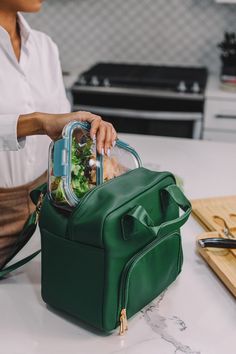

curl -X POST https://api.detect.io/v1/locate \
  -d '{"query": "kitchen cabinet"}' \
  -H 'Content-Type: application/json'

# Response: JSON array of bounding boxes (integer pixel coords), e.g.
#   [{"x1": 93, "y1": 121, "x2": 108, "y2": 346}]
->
[
  {"x1": 203, "y1": 129, "x2": 236, "y2": 142},
  {"x1": 215, "y1": 0, "x2": 236, "y2": 3},
  {"x1": 203, "y1": 75, "x2": 236, "y2": 143}
]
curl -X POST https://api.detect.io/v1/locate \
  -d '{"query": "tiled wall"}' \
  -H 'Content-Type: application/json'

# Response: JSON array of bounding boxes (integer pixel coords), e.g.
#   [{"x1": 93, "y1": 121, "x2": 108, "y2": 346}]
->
[{"x1": 24, "y1": 0, "x2": 236, "y2": 73}]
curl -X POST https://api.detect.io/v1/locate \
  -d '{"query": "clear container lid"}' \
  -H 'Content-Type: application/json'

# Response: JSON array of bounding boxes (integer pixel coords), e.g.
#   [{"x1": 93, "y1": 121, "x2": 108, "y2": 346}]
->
[{"x1": 48, "y1": 121, "x2": 142, "y2": 208}]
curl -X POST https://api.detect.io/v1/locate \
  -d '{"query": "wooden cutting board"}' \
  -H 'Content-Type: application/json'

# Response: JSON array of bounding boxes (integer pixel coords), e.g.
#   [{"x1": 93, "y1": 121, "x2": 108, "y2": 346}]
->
[
  {"x1": 192, "y1": 195, "x2": 236, "y2": 232},
  {"x1": 192, "y1": 195, "x2": 236, "y2": 297}
]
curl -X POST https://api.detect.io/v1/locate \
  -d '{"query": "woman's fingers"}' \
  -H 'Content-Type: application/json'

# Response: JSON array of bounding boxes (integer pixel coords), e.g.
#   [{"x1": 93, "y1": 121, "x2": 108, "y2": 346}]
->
[
  {"x1": 73, "y1": 111, "x2": 117, "y2": 155},
  {"x1": 43, "y1": 111, "x2": 117, "y2": 154},
  {"x1": 104, "y1": 123, "x2": 113, "y2": 156},
  {"x1": 97, "y1": 122, "x2": 117, "y2": 155},
  {"x1": 90, "y1": 116, "x2": 102, "y2": 141},
  {"x1": 73, "y1": 111, "x2": 102, "y2": 141},
  {"x1": 96, "y1": 122, "x2": 106, "y2": 155},
  {"x1": 111, "y1": 125, "x2": 117, "y2": 147}
]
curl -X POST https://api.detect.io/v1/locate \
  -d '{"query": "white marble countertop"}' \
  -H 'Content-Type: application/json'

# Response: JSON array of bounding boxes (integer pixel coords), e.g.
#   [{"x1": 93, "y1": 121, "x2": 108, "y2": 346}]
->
[{"x1": 1, "y1": 135, "x2": 236, "y2": 354}]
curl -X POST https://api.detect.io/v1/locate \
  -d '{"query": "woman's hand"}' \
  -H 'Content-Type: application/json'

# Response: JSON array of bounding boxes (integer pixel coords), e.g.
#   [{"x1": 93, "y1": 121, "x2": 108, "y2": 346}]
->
[
  {"x1": 41, "y1": 111, "x2": 117, "y2": 155},
  {"x1": 17, "y1": 111, "x2": 117, "y2": 155}
]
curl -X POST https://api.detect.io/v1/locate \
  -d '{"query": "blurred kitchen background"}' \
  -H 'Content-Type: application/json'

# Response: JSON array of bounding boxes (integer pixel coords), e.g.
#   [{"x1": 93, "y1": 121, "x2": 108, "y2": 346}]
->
[{"x1": 25, "y1": 0, "x2": 236, "y2": 142}]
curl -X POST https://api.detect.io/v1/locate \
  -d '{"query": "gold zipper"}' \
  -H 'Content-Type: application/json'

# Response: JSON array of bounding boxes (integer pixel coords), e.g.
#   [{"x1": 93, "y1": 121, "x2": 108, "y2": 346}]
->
[
  {"x1": 119, "y1": 308, "x2": 128, "y2": 335},
  {"x1": 35, "y1": 193, "x2": 44, "y2": 224}
]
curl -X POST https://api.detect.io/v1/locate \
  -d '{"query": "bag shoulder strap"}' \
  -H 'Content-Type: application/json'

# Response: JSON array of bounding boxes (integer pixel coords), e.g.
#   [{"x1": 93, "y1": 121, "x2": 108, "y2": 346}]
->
[
  {"x1": 0, "y1": 184, "x2": 47, "y2": 280},
  {"x1": 0, "y1": 250, "x2": 41, "y2": 279}
]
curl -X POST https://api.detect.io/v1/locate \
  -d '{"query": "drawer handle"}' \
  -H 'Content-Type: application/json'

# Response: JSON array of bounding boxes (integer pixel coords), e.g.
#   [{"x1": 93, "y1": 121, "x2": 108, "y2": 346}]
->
[{"x1": 215, "y1": 114, "x2": 236, "y2": 119}]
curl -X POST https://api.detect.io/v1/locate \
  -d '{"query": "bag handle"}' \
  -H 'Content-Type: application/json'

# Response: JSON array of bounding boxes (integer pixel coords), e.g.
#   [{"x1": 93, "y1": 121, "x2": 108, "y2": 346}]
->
[
  {"x1": 121, "y1": 184, "x2": 191, "y2": 241},
  {"x1": 0, "y1": 184, "x2": 46, "y2": 280}
]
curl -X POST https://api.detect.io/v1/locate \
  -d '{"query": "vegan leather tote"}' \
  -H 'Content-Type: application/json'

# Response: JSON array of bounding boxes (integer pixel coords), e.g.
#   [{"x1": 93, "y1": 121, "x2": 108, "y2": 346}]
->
[{"x1": 38, "y1": 167, "x2": 191, "y2": 334}]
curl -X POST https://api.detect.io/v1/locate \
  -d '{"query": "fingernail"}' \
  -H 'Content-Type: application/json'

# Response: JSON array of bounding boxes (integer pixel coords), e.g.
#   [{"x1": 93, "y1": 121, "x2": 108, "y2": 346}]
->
[
  {"x1": 101, "y1": 148, "x2": 104, "y2": 155},
  {"x1": 112, "y1": 140, "x2": 116, "y2": 147},
  {"x1": 107, "y1": 148, "x2": 111, "y2": 157}
]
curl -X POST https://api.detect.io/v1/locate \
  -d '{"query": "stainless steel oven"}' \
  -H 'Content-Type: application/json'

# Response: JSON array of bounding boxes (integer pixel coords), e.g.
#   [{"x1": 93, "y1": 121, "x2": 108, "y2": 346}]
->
[{"x1": 71, "y1": 63, "x2": 207, "y2": 139}]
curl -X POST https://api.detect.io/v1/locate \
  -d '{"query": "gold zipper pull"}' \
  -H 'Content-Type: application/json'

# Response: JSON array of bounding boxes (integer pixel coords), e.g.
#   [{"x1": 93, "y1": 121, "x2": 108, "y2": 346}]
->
[
  {"x1": 35, "y1": 193, "x2": 44, "y2": 224},
  {"x1": 119, "y1": 308, "x2": 128, "y2": 335}
]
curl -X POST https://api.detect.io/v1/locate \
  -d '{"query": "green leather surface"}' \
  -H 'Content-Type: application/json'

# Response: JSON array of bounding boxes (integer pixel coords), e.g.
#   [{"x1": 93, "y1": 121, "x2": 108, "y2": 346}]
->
[
  {"x1": 102, "y1": 176, "x2": 177, "y2": 330},
  {"x1": 67, "y1": 168, "x2": 176, "y2": 246},
  {"x1": 41, "y1": 229, "x2": 105, "y2": 329},
  {"x1": 39, "y1": 197, "x2": 69, "y2": 238},
  {"x1": 125, "y1": 232, "x2": 182, "y2": 318},
  {"x1": 39, "y1": 167, "x2": 191, "y2": 332}
]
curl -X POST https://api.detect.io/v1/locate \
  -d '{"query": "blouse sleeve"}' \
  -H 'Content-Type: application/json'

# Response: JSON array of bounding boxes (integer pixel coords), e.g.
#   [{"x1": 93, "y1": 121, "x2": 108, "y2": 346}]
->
[
  {"x1": 0, "y1": 114, "x2": 25, "y2": 151},
  {"x1": 0, "y1": 40, "x2": 70, "y2": 151}
]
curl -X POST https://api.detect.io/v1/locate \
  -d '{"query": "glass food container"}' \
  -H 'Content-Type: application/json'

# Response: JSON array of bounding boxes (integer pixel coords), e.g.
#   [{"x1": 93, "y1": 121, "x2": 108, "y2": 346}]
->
[{"x1": 48, "y1": 121, "x2": 142, "y2": 208}]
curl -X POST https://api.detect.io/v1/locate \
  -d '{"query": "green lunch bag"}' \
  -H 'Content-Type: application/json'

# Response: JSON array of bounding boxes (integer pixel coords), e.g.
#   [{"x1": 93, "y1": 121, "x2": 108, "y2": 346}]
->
[{"x1": 38, "y1": 167, "x2": 191, "y2": 334}]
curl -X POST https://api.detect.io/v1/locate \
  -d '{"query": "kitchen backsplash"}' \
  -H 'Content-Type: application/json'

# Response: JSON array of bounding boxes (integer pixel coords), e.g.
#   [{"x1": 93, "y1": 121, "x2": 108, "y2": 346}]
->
[{"x1": 24, "y1": 0, "x2": 236, "y2": 73}]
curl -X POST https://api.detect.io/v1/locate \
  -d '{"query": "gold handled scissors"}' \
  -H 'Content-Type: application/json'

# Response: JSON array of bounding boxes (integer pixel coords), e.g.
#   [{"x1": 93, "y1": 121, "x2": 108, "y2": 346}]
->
[{"x1": 213, "y1": 215, "x2": 236, "y2": 239}]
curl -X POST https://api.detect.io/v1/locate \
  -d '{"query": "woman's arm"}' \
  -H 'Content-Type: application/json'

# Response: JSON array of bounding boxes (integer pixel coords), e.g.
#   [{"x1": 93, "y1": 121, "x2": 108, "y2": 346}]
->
[
  {"x1": 17, "y1": 111, "x2": 117, "y2": 155},
  {"x1": 17, "y1": 113, "x2": 43, "y2": 136}
]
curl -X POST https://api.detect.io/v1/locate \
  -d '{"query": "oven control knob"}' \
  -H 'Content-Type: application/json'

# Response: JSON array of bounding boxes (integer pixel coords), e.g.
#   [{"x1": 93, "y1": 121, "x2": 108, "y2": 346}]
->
[
  {"x1": 177, "y1": 81, "x2": 187, "y2": 93},
  {"x1": 103, "y1": 78, "x2": 111, "y2": 87},
  {"x1": 78, "y1": 75, "x2": 87, "y2": 85},
  {"x1": 91, "y1": 76, "x2": 100, "y2": 86},
  {"x1": 191, "y1": 81, "x2": 200, "y2": 94}
]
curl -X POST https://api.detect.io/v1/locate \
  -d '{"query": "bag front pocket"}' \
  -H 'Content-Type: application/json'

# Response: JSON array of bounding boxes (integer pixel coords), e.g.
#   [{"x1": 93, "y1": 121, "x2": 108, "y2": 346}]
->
[{"x1": 118, "y1": 232, "x2": 182, "y2": 334}]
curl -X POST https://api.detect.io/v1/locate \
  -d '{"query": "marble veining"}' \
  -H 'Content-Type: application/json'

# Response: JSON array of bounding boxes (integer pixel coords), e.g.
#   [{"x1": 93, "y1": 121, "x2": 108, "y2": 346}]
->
[
  {"x1": 142, "y1": 292, "x2": 201, "y2": 354},
  {"x1": 169, "y1": 316, "x2": 187, "y2": 332}
]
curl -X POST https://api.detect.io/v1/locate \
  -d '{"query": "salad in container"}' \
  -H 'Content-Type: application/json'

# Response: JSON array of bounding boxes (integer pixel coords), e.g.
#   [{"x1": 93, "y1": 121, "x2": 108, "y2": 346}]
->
[{"x1": 48, "y1": 121, "x2": 142, "y2": 208}]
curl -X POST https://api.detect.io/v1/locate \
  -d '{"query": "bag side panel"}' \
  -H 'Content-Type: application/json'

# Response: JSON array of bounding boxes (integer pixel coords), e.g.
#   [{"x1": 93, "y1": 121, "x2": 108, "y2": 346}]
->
[
  {"x1": 39, "y1": 197, "x2": 69, "y2": 238},
  {"x1": 41, "y1": 229, "x2": 105, "y2": 330}
]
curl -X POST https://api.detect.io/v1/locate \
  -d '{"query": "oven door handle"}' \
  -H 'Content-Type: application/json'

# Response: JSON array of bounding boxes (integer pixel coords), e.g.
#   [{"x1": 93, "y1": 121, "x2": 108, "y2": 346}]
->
[{"x1": 75, "y1": 105, "x2": 202, "y2": 121}]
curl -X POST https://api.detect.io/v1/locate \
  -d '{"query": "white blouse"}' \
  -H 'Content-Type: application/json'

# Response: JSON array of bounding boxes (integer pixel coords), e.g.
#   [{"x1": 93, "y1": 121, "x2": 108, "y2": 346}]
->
[{"x1": 0, "y1": 13, "x2": 70, "y2": 187}]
